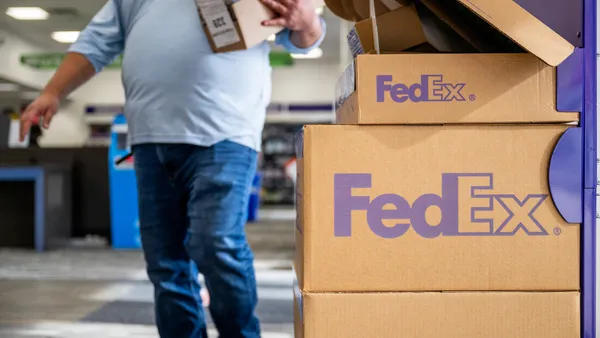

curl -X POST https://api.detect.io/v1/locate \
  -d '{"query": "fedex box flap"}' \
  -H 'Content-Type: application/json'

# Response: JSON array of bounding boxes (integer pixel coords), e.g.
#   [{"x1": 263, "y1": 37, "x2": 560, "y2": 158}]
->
[
  {"x1": 295, "y1": 291, "x2": 580, "y2": 338},
  {"x1": 451, "y1": 0, "x2": 574, "y2": 66},
  {"x1": 295, "y1": 124, "x2": 580, "y2": 292},
  {"x1": 335, "y1": 54, "x2": 579, "y2": 125}
]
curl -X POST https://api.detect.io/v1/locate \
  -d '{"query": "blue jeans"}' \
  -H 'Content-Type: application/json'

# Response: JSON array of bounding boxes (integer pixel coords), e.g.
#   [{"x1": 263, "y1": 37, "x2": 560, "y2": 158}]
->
[{"x1": 133, "y1": 141, "x2": 260, "y2": 338}]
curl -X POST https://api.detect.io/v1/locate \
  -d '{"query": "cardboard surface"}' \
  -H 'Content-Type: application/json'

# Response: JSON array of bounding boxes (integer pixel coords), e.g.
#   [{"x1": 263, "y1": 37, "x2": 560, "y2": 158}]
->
[
  {"x1": 325, "y1": 0, "x2": 356, "y2": 21},
  {"x1": 347, "y1": 5, "x2": 474, "y2": 58},
  {"x1": 450, "y1": 0, "x2": 574, "y2": 66},
  {"x1": 335, "y1": 54, "x2": 579, "y2": 125},
  {"x1": 234, "y1": 0, "x2": 283, "y2": 48},
  {"x1": 420, "y1": 0, "x2": 524, "y2": 53},
  {"x1": 352, "y1": 0, "x2": 392, "y2": 19},
  {"x1": 352, "y1": 0, "x2": 409, "y2": 20},
  {"x1": 295, "y1": 124, "x2": 580, "y2": 292},
  {"x1": 347, "y1": 6, "x2": 424, "y2": 57},
  {"x1": 340, "y1": 0, "x2": 362, "y2": 21},
  {"x1": 294, "y1": 291, "x2": 580, "y2": 338}
]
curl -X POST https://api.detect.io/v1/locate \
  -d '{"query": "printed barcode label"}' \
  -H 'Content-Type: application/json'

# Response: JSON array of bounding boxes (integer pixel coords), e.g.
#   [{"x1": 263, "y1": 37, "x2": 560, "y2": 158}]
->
[
  {"x1": 335, "y1": 69, "x2": 346, "y2": 111},
  {"x1": 347, "y1": 27, "x2": 364, "y2": 59},
  {"x1": 196, "y1": 0, "x2": 240, "y2": 48},
  {"x1": 334, "y1": 61, "x2": 357, "y2": 110}
]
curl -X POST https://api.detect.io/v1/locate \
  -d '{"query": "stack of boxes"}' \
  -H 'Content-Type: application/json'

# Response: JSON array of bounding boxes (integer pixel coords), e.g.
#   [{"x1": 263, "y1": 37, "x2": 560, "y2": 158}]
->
[{"x1": 293, "y1": 0, "x2": 582, "y2": 337}]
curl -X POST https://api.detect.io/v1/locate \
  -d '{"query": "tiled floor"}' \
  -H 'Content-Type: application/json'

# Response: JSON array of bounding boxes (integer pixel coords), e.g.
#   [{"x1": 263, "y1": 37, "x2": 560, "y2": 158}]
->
[
  {"x1": 0, "y1": 322, "x2": 293, "y2": 337},
  {"x1": 0, "y1": 220, "x2": 296, "y2": 337}
]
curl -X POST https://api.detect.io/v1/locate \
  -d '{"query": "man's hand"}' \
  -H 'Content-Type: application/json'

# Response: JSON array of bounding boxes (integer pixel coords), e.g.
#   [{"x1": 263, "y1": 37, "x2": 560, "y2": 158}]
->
[
  {"x1": 19, "y1": 93, "x2": 59, "y2": 142},
  {"x1": 261, "y1": 0, "x2": 322, "y2": 48}
]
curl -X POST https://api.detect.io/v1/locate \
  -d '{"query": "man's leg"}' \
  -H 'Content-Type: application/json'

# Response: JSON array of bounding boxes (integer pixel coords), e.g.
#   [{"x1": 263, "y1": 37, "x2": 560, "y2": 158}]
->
[
  {"x1": 133, "y1": 144, "x2": 208, "y2": 338},
  {"x1": 177, "y1": 140, "x2": 261, "y2": 338}
]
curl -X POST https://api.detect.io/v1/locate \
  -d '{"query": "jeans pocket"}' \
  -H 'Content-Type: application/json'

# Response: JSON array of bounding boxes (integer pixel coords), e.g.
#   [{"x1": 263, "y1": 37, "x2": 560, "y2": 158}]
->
[{"x1": 214, "y1": 140, "x2": 257, "y2": 168}]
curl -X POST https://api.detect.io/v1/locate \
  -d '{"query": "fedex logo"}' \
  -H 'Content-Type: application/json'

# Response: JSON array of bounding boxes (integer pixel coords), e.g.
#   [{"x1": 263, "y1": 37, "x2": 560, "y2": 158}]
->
[
  {"x1": 376, "y1": 75, "x2": 472, "y2": 103},
  {"x1": 333, "y1": 173, "x2": 549, "y2": 239}
]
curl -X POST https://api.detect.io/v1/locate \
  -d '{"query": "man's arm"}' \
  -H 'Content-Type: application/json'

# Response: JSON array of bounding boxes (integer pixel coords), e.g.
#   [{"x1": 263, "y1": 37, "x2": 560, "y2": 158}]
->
[
  {"x1": 19, "y1": 0, "x2": 124, "y2": 140},
  {"x1": 260, "y1": 0, "x2": 326, "y2": 54},
  {"x1": 51, "y1": 0, "x2": 125, "y2": 98},
  {"x1": 42, "y1": 53, "x2": 96, "y2": 100}
]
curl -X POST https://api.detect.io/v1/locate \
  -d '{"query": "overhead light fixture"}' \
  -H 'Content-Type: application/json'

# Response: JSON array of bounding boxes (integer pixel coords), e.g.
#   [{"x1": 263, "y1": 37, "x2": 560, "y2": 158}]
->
[
  {"x1": 315, "y1": 6, "x2": 324, "y2": 15},
  {"x1": 291, "y1": 48, "x2": 323, "y2": 60},
  {"x1": 267, "y1": 34, "x2": 276, "y2": 42},
  {"x1": 52, "y1": 31, "x2": 80, "y2": 43},
  {"x1": 6, "y1": 7, "x2": 49, "y2": 20}
]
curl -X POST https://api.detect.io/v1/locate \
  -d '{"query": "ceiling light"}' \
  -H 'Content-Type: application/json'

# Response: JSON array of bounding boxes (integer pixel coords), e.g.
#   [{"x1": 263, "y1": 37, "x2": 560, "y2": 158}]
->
[
  {"x1": 291, "y1": 48, "x2": 323, "y2": 60},
  {"x1": 52, "y1": 31, "x2": 80, "y2": 43},
  {"x1": 315, "y1": 6, "x2": 324, "y2": 15},
  {"x1": 267, "y1": 34, "x2": 276, "y2": 42},
  {"x1": 6, "y1": 7, "x2": 49, "y2": 20}
]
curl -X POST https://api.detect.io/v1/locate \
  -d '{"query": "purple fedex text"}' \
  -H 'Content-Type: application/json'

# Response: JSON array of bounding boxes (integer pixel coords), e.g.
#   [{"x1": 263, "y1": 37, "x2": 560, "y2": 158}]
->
[
  {"x1": 333, "y1": 173, "x2": 549, "y2": 239},
  {"x1": 376, "y1": 75, "x2": 467, "y2": 103}
]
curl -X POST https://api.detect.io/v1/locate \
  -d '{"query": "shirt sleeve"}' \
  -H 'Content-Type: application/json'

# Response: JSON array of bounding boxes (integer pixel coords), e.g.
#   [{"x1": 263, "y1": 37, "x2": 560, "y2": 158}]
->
[
  {"x1": 68, "y1": 0, "x2": 125, "y2": 73},
  {"x1": 274, "y1": 17, "x2": 326, "y2": 55}
]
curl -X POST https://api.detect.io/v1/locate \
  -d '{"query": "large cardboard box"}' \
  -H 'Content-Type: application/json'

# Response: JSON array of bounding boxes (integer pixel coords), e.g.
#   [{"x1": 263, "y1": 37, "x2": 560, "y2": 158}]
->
[
  {"x1": 335, "y1": 54, "x2": 579, "y2": 125},
  {"x1": 295, "y1": 125, "x2": 580, "y2": 292},
  {"x1": 294, "y1": 289, "x2": 580, "y2": 338}
]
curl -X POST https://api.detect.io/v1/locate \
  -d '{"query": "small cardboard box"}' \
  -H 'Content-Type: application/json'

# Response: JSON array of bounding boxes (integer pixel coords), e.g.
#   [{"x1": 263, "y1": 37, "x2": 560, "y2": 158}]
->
[
  {"x1": 294, "y1": 289, "x2": 580, "y2": 338},
  {"x1": 197, "y1": 0, "x2": 322, "y2": 53},
  {"x1": 335, "y1": 53, "x2": 579, "y2": 125},
  {"x1": 347, "y1": 4, "x2": 475, "y2": 58},
  {"x1": 295, "y1": 124, "x2": 580, "y2": 292}
]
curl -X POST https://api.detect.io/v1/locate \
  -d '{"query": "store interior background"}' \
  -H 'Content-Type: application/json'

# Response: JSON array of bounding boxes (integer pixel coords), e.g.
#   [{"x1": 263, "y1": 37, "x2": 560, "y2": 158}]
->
[{"x1": 0, "y1": 0, "x2": 350, "y2": 244}]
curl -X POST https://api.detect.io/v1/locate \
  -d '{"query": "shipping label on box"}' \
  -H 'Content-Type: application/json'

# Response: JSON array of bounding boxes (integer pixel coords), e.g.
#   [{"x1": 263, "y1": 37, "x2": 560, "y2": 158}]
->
[
  {"x1": 335, "y1": 53, "x2": 579, "y2": 125},
  {"x1": 295, "y1": 124, "x2": 580, "y2": 292},
  {"x1": 196, "y1": 0, "x2": 241, "y2": 49},
  {"x1": 294, "y1": 290, "x2": 580, "y2": 338},
  {"x1": 346, "y1": 27, "x2": 365, "y2": 59},
  {"x1": 334, "y1": 61, "x2": 356, "y2": 112}
]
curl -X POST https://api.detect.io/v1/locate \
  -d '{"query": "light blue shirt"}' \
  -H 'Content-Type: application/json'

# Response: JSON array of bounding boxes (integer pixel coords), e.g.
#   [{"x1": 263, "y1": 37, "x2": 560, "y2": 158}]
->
[{"x1": 69, "y1": 0, "x2": 325, "y2": 151}]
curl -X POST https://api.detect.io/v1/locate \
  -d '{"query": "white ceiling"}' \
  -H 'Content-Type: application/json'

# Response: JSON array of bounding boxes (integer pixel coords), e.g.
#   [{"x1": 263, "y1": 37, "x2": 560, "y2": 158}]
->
[
  {"x1": 0, "y1": 0, "x2": 344, "y2": 62},
  {"x1": 0, "y1": 0, "x2": 107, "y2": 51}
]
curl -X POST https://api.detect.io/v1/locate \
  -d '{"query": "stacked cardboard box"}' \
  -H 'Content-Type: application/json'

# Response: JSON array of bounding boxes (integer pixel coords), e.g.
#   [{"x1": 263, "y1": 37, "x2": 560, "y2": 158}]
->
[{"x1": 294, "y1": 0, "x2": 581, "y2": 337}]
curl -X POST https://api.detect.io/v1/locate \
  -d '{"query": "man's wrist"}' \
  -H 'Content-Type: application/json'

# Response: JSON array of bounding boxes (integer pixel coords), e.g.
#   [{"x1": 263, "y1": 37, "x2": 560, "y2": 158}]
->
[
  {"x1": 41, "y1": 88, "x2": 62, "y2": 101},
  {"x1": 290, "y1": 15, "x2": 322, "y2": 48},
  {"x1": 298, "y1": 14, "x2": 321, "y2": 34}
]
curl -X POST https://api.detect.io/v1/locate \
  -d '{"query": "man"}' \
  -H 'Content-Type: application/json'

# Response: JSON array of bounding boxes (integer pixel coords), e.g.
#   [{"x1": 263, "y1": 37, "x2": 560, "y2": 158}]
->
[{"x1": 19, "y1": 0, "x2": 325, "y2": 337}]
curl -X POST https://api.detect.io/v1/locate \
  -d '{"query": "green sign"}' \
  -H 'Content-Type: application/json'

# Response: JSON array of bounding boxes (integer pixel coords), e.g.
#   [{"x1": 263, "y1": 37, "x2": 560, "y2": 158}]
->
[
  {"x1": 269, "y1": 51, "x2": 294, "y2": 67},
  {"x1": 21, "y1": 51, "x2": 293, "y2": 69},
  {"x1": 20, "y1": 53, "x2": 122, "y2": 69}
]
